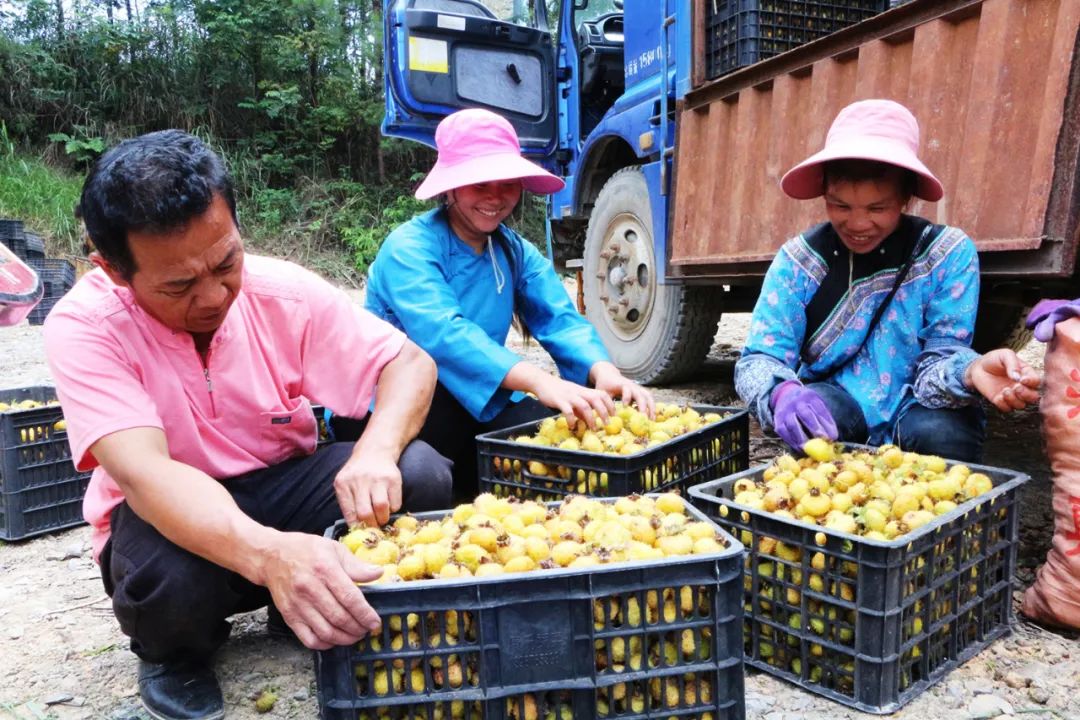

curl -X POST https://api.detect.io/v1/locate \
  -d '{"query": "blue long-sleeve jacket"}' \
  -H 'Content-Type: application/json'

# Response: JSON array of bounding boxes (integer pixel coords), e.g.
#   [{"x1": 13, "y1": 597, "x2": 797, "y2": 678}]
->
[{"x1": 366, "y1": 209, "x2": 610, "y2": 421}]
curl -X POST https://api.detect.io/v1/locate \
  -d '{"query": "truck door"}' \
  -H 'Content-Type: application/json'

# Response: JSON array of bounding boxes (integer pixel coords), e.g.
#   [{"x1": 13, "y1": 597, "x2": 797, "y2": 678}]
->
[{"x1": 382, "y1": 0, "x2": 559, "y2": 156}]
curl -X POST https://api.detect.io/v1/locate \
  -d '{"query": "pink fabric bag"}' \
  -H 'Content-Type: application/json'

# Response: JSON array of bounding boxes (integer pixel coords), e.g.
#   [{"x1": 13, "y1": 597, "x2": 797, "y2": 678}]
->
[{"x1": 1023, "y1": 312, "x2": 1080, "y2": 629}]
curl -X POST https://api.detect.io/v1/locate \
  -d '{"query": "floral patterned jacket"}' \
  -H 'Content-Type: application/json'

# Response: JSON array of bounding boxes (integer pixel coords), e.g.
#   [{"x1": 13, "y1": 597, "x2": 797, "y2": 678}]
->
[{"x1": 735, "y1": 215, "x2": 981, "y2": 444}]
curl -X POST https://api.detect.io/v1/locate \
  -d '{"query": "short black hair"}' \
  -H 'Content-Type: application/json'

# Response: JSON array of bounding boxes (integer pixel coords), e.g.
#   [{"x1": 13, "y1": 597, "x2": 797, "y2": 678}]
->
[
  {"x1": 77, "y1": 130, "x2": 238, "y2": 280},
  {"x1": 823, "y1": 159, "x2": 917, "y2": 200}
]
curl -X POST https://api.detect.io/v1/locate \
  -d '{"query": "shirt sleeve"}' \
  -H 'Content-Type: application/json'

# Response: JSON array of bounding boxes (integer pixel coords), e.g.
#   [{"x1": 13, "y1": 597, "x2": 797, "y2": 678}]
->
[
  {"x1": 43, "y1": 311, "x2": 164, "y2": 472},
  {"x1": 734, "y1": 242, "x2": 818, "y2": 430},
  {"x1": 512, "y1": 235, "x2": 610, "y2": 385},
  {"x1": 292, "y1": 266, "x2": 407, "y2": 420},
  {"x1": 372, "y1": 226, "x2": 522, "y2": 421},
  {"x1": 911, "y1": 232, "x2": 981, "y2": 408}
]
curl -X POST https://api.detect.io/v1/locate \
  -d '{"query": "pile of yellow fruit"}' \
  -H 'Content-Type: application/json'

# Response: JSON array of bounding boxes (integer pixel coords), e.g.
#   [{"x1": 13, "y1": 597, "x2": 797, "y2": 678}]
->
[
  {"x1": 516, "y1": 403, "x2": 727, "y2": 454},
  {"x1": 0, "y1": 398, "x2": 59, "y2": 413},
  {"x1": 490, "y1": 403, "x2": 730, "y2": 496},
  {"x1": 344, "y1": 493, "x2": 730, "y2": 715},
  {"x1": 722, "y1": 440, "x2": 994, "y2": 541},
  {"x1": 341, "y1": 492, "x2": 726, "y2": 583}
]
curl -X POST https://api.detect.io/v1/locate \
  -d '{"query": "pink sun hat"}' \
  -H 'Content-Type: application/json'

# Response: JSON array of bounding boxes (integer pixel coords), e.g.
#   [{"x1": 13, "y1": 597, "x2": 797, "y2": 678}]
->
[
  {"x1": 414, "y1": 108, "x2": 565, "y2": 200},
  {"x1": 780, "y1": 99, "x2": 944, "y2": 202}
]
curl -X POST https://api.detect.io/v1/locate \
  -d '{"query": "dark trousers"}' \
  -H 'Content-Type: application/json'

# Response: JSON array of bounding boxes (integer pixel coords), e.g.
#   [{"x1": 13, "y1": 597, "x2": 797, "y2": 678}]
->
[
  {"x1": 336, "y1": 383, "x2": 551, "y2": 502},
  {"x1": 809, "y1": 382, "x2": 986, "y2": 462},
  {"x1": 100, "y1": 439, "x2": 451, "y2": 664}
]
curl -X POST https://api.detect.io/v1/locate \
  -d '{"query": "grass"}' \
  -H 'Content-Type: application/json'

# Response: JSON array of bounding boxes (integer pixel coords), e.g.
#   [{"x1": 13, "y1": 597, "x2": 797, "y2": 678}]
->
[{"x1": 0, "y1": 150, "x2": 84, "y2": 259}]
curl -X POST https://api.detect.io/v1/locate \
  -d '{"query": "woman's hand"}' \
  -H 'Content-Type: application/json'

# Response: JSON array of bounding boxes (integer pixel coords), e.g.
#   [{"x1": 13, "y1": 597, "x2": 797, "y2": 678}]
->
[
  {"x1": 964, "y1": 349, "x2": 1041, "y2": 412},
  {"x1": 590, "y1": 361, "x2": 655, "y2": 419},
  {"x1": 531, "y1": 372, "x2": 616, "y2": 428}
]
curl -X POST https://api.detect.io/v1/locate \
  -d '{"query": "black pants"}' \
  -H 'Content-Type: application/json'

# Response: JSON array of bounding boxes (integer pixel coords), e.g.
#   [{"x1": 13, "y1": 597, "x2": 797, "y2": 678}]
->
[
  {"x1": 335, "y1": 383, "x2": 551, "y2": 501},
  {"x1": 811, "y1": 382, "x2": 987, "y2": 462},
  {"x1": 100, "y1": 439, "x2": 451, "y2": 664}
]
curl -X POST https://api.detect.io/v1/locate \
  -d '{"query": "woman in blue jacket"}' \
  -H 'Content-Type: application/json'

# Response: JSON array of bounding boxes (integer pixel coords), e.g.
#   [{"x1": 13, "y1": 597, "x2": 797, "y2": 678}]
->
[{"x1": 364, "y1": 108, "x2": 653, "y2": 498}]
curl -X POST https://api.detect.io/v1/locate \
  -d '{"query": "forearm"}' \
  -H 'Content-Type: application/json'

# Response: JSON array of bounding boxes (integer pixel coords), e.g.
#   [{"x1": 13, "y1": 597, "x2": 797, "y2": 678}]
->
[
  {"x1": 501, "y1": 360, "x2": 553, "y2": 395},
  {"x1": 734, "y1": 352, "x2": 797, "y2": 430},
  {"x1": 104, "y1": 442, "x2": 280, "y2": 586},
  {"x1": 912, "y1": 345, "x2": 980, "y2": 409},
  {"x1": 355, "y1": 341, "x2": 436, "y2": 460}
]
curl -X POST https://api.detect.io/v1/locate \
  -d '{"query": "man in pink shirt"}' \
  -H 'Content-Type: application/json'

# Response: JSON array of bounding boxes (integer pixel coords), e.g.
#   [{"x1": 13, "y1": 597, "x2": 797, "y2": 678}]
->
[{"x1": 43, "y1": 130, "x2": 452, "y2": 720}]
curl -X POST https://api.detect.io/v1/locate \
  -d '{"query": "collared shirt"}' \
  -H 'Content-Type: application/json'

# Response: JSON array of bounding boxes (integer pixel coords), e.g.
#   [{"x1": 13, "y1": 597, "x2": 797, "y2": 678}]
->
[
  {"x1": 735, "y1": 217, "x2": 980, "y2": 443},
  {"x1": 365, "y1": 208, "x2": 609, "y2": 421},
  {"x1": 43, "y1": 255, "x2": 405, "y2": 560}
]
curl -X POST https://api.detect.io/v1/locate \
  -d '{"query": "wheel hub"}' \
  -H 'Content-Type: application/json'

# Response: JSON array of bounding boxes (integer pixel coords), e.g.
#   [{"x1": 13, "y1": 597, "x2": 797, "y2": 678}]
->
[{"x1": 595, "y1": 212, "x2": 654, "y2": 341}]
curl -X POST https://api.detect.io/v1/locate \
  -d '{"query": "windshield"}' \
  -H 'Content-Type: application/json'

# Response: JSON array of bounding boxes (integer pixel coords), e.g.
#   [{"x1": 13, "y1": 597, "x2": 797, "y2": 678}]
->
[
  {"x1": 573, "y1": 0, "x2": 622, "y2": 25},
  {"x1": 475, "y1": 0, "x2": 542, "y2": 24}
]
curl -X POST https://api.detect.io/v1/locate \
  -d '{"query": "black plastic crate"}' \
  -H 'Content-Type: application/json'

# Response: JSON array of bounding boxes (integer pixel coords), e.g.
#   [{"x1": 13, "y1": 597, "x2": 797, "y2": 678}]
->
[
  {"x1": 705, "y1": 0, "x2": 889, "y2": 78},
  {"x1": 27, "y1": 295, "x2": 62, "y2": 326},
  {"x1": 0, "y1": 386, "x2": 89, "y2": 540},
  {"x1": 688, "y1": 455, "x2": 1028, "y2": 713},
  {"x1": 316, "y1": 499, "x2": 746, "y2": 720},
  {"x1": 0, "y1": 218, "x2": 24, "y2": 241},
  {"x1": 477, "y1": 406, "x2": 749, "y2": 502},
  {"x1": 27, "y1": 259, "x2": 76, "y2": 326},
  {"x1": 0, "y1": 476, "x2": 90, "y2": 541},
  {"x1": 38, "y1": 258, "x2": 75, "y2": 294}
]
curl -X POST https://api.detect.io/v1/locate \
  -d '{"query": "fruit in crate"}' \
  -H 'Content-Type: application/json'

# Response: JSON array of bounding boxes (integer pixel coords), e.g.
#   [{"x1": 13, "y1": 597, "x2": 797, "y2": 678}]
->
[
  {"x1": 720, "y1": 442, "x2": 994, "y2": 541},
  {"x1": 713, "y1": 441, "x2": 1002, "y2": 694},
  {"x1": 344, "y1": 493, "x2": 730, "y2": 708},
  {"x1": 339, "y1": 492, "x2": 726, "y2": 583},
  {"x1": 489, "y1": 403, "x2": 731, "y2": 495},
  {"x1": 514, "y1": 402, "x2": 727, "y2": 456}
]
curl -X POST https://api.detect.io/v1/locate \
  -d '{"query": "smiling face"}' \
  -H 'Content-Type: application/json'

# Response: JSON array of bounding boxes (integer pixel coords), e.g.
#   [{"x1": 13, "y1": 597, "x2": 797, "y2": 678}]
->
[
  {"x1": 94, "y1": 193, "x2": 244, "y2": 344},
  {"x1": 445, "y1": 180, "x2": 523, "y2": 249},
  {"x1": 823, "y1": 175, "x2": 909, "y2": 254}
]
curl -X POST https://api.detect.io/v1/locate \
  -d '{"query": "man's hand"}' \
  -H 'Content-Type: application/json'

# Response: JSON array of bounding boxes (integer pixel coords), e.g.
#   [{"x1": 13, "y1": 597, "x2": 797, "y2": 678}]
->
[
  {"x1": 590, "y1": 361, "x2": 656, "y2": 419},
  {"x1": 259, "y1": 532, "x2": 382, "y2": 651},
  {"x1": 965, "y1": 349, "x2": 1041, "y2": 412},
  {"x1": 335, "y1": 452, "x2": 403, "y2": 528}
]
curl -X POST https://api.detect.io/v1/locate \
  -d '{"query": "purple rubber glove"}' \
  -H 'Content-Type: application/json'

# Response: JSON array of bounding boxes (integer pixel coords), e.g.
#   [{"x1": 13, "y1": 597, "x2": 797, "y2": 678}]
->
[
  {"x1": 770, "y1": 380, "x2": 839, "y2": 451},
  {"x1": 1026, "y1": 298, "x2": 1080, "y2": 342}
]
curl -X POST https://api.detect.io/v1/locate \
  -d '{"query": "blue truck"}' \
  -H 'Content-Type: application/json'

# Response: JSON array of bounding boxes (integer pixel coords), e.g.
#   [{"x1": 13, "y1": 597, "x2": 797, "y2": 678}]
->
[{"x1": 381, "y1": 0, "x2": 1080, "y2": 382}]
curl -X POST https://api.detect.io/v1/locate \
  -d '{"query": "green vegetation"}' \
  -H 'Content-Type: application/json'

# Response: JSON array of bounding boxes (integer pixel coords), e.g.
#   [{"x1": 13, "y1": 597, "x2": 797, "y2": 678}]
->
[
  {"x1": 0, "y1": 0, "x2": 548, "y2": 281},
  {"x1": 0, "y1": 127, "x2": 84, "y2": 257}
]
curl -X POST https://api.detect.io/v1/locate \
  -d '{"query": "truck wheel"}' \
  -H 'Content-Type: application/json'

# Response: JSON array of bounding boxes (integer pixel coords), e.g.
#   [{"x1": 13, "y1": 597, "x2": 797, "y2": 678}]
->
[
  {"x1": 973, "y1": 301, "x2": 1034, "y2": 353},
  {"x1": 583, "y1": 167, "x2": 720, "y2": 384}
]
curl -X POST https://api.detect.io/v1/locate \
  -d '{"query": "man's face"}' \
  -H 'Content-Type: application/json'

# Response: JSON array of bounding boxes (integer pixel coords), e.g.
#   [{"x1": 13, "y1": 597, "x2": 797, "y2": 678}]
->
[{"x1": 103, "y1": 194, "x2": 244, "y2": 337}]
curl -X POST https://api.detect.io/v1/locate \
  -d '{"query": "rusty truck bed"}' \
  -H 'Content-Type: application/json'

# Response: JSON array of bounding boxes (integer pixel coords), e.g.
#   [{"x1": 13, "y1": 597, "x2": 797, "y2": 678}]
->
[{"x1": 670, "y1": 0, "x2": 1080, "y2": 282}]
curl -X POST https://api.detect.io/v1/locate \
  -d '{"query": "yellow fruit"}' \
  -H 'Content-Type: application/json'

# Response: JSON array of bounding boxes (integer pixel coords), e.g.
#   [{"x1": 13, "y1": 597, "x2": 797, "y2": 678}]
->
[
  {"x1": 474, "y1": 562, "x2": 505, "y2": 577},
  {"x1": 656, "y1": 534, "x2": 693, "y2": 556},
  {"x1": 693, "y1": 536, "x2": 725, "y2": 554},
  {"x1": 802, "y1": 438, "x2": 835, "y2": 462},
  {"x1": 963, "y1": 473, "x2": 993, "y2": 499},
  {"x1": 800, "y1": 489, "x2": 831, "y2": 518},
  {"x1": 551, "y1": 540, "x2": 584, "y2": 566},
  {"x1": 654, "y1": 492, "x2": 685, "y2": 515},
  {"x1": 397, "y1": 552, "x2": 427, "y2": 580},
  {"x1": 503, "y1": 555, "x2": 536, "y2": 574}
]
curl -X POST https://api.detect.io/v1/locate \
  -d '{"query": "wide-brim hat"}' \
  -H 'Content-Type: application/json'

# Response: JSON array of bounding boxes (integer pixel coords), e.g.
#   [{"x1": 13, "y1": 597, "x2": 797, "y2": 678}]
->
[
  {"x1": 780, "y1": 99, "x2": 943, "y2": 202},
  {"x1": 415, "y1": 109, "x2": 565, "y2": 200}
]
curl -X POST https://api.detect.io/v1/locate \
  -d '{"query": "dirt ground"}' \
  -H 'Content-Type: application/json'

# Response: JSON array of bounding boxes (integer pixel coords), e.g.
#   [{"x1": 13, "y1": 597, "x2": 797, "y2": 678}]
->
[{"x1": 0, "y1": 291, "x2": 1077, "y2": 720}]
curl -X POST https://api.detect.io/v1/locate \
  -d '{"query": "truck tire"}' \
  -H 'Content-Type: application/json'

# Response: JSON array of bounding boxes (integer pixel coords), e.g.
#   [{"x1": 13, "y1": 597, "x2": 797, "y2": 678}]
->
[
  {"x1": 583, "y1": 167, "x2": 720, "y2": 384},
  {"x1": 973, "y1": 301, "x2": 1034, "y2": 353}
]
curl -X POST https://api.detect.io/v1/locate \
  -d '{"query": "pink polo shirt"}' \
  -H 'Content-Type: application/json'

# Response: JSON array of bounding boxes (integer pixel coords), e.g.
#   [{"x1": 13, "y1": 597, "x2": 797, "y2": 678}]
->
[{"x1": 42, "y1": 255, "x2": 406, "y2": 561}]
